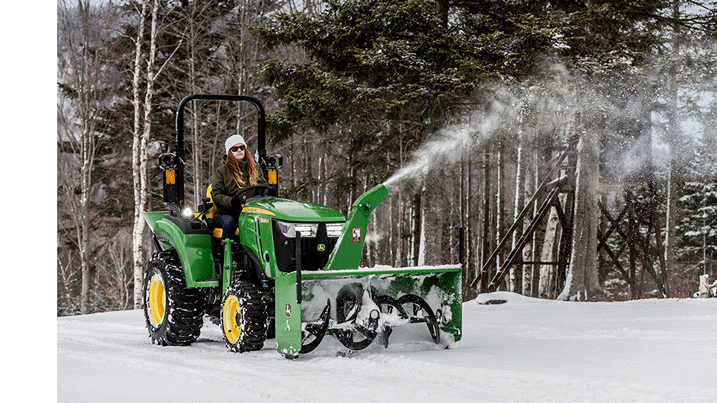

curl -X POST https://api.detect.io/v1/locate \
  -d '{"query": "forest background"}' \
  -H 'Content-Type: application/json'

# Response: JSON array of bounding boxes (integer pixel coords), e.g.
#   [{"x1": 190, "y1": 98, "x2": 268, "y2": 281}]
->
[{"x1": 56, "y1": 0, "x2": 717, "y2": 315}]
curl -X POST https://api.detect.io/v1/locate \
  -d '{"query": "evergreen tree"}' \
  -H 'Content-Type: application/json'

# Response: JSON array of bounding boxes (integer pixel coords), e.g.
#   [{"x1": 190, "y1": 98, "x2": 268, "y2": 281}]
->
[
  {"x1": 677, "y1": 181, "x2": 717, "y2": 263},
  {"x1": 251, "y1": 0, "x2": 579, "y2": 217},
  {"x1": 675, "y1": 111, "x2": 717, "y2": 278}
]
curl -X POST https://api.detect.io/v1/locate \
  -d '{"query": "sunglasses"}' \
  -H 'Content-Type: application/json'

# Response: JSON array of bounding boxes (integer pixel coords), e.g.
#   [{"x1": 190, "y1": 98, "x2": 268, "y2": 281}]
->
[{"x1": 229, "y1": 145, "x2": 246, "y2": 152}]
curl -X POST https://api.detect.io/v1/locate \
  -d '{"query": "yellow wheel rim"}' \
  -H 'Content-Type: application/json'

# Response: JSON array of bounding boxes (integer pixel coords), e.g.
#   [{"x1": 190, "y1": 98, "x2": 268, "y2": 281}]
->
[
  {"x1": 148, "y1": 273, "x2": 165, "y2": 326},
  {"x1": 223, "y1": 295, "x2": 242, "y2": 345}
]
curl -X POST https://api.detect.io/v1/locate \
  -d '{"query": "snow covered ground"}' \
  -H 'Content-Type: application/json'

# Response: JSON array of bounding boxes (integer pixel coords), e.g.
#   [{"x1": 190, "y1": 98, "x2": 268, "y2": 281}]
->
[{"x1": 57, "y1": 292, "x2": 717, "y2": 402}]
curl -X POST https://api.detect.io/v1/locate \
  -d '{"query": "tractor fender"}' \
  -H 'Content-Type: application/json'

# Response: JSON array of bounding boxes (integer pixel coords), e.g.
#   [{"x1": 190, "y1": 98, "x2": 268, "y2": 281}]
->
[{"x1": 146, "y1": 213, "x2": 216, "y2": 288}]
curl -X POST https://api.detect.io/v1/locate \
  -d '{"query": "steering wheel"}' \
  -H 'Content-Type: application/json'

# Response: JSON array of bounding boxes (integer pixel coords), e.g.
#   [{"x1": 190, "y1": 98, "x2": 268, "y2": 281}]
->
[{"x1": 233, "y1": 184, "x2": 275, "y2": 200}]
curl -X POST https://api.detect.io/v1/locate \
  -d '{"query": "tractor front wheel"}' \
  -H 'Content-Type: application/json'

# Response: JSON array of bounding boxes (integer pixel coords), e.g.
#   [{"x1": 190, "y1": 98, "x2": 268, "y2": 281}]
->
[
  {"x1": 221, "y1": 282, "x2": 267, "y2": 352},
  {"x1": 142, "y1": 251, "x2": 204, "y2": 346}
]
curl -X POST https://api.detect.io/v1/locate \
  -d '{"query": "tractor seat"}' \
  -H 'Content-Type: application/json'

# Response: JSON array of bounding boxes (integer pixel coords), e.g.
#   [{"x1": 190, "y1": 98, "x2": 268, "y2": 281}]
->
[{"x1": 205, "y1": 185, "x2": 239, "y2": 239}]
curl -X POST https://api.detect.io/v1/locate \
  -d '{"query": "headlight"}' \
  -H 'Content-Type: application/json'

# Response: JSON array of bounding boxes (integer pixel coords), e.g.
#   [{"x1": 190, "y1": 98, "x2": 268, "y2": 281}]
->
[
  {"x1": 276, "y1": 221, "x2": 318, "y2": 238},
  {"x1": 326, "y1": 222, "x2": 344, "y2": 238},
  {"x1": 181, "y1": 207, "x2": 194, "y2": 219}
]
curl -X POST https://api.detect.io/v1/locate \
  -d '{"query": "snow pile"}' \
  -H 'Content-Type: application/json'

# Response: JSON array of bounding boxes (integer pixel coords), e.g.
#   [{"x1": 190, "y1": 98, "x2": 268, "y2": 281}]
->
[{"x1": 57, "y1": 294, "x2": 717, "y2": 402}]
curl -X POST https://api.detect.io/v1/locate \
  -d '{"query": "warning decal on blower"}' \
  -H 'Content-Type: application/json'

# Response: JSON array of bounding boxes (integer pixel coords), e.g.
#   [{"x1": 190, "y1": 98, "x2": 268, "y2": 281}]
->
[
  {"x1": 352, "y1": 228, "x2": 361, "y2": 243},
  {"x1": 284, "y1": 303, "x2": 292, "y2": 318}
]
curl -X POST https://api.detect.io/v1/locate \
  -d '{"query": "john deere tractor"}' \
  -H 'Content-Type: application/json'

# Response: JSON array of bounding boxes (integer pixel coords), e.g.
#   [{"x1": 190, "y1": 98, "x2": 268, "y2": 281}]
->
[{"x1": 142, "y1": 94, "x2": 462, "y2": 358}]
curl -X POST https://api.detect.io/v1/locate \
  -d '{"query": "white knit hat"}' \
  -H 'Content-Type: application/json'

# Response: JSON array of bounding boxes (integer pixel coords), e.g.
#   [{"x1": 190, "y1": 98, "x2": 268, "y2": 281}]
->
[{"x1": 224, "y1": 134, "x2": 246, "y2": 154}]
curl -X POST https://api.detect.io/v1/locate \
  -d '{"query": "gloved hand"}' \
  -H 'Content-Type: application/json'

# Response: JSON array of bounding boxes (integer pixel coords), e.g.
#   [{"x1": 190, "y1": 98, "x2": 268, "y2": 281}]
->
[{"x1": 231, "y1": 193, "x2": 245, "y2": 209}]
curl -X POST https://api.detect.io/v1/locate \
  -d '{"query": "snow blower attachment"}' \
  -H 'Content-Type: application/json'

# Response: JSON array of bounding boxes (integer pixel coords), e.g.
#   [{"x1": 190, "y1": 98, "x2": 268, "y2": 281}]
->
[
  {"x1": 274, "y1": 184, "x2": 462, "y2": 357},
  {"x1": 141, "y1": 94, "x2": 462, "y2": 358}
]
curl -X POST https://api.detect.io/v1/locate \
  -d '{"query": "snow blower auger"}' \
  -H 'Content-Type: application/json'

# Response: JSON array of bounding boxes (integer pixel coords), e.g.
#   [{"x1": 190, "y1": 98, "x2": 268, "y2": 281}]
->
[{"x1": 141, "y1": 94, "x2": 462, "y2": 358}]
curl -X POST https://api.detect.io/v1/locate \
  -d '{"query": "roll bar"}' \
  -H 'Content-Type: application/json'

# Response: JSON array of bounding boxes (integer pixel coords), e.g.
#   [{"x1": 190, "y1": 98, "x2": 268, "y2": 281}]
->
[{"x1": 162, "y1": 94, "x2": 278, "y2": 208}]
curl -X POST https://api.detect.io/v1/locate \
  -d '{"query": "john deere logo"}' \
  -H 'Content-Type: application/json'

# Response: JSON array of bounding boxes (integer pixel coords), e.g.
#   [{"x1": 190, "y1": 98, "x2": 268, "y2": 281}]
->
[
  {"x1": 317, "y1": 244, "x2": 326, "y2": 252},
  {"x1": 284, "y1": 302, "x2": 292, "y2": 318}
]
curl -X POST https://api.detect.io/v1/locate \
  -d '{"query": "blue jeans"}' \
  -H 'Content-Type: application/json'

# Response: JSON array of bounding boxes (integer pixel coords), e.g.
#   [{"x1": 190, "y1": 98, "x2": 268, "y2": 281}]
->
[{"x1": 215, "y1": 214, "x2": 237, "y2": 241}]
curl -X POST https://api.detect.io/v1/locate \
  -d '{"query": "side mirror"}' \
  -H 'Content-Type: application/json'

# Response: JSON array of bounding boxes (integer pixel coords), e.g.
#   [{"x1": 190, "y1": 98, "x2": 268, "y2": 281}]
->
[{"x1": 267, "y1": 153, "x2": 283, "y2": 169}]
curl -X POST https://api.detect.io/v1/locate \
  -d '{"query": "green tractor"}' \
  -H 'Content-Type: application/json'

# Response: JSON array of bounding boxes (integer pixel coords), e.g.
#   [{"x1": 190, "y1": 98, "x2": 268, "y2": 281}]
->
[{"x1": 142, "y1": 94, "x2": 462, "y2": 358}]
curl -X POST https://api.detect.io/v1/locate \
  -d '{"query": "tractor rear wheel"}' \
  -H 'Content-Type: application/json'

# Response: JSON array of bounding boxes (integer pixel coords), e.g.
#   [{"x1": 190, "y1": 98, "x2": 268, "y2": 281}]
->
[
  {"x1": 221, "y1": 282, "x2": 267, "y2": 352},
  {"x1": 142, "y1": 250, "x2": 204, "y2": 346}
]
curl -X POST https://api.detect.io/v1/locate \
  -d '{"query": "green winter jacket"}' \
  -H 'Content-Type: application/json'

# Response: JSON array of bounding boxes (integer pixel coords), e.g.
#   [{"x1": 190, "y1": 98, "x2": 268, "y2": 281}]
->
[{"x1": 210, "y1": 162, "x2": 268, "y2": 216}]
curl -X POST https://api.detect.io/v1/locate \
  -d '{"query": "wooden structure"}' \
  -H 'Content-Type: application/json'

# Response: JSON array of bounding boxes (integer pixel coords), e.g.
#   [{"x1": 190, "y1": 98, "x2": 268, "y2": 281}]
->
[
  {"x1": 597, "y1": 187, "x2": 670, "y2": 298},
  {"x1": 470, "y1": 140, "x2": 577, "y2": 294},
  {"x1": 471, "y1": 139, "x2": 671, "y2": 299}
]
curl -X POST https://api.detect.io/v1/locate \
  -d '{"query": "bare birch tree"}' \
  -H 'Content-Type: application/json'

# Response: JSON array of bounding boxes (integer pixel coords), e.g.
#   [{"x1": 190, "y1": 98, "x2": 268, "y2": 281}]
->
[
  {"x1": 130, "y1": 0, "x2": 149, "y2": 309},
  {"x1": 132, "y1": 0, "x2": 161, "y2": 308},
  {"x1": 57, "y1": 0, "x2": 118, "y2": 314}
]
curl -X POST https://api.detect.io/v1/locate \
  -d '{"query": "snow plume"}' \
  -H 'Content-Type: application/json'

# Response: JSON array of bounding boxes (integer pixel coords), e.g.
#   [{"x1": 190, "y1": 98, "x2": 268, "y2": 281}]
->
[
  {"x1": 380, "y1": 71, "x2": 579, "y2": 194},
  {"x1": 383, "y1": 87, "x2": 521, "y2": 193},
  {"x1": 382, "y1": 60, "x2": 668, "y2": 193},
  {"x1": 381, "y1": 121, "x2": 478, "y2": 192}
]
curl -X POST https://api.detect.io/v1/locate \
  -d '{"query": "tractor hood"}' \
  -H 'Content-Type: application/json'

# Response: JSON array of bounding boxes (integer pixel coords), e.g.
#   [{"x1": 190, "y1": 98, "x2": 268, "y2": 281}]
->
[{"x1": 242, "y1": 197, "x2": 345, "y2": 223}]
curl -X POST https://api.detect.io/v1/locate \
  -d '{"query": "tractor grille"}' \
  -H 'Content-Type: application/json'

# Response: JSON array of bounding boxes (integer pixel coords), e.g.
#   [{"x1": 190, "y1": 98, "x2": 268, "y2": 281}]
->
[{"x1": 272, "y1": 220, "x2": 342, "y2": 273}]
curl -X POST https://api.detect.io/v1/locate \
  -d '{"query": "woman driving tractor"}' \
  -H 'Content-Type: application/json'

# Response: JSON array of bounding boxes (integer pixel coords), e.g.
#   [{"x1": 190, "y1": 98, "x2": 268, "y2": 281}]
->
[{"x1": 210, "y1": 134, "x2": 267, "y2": 241}]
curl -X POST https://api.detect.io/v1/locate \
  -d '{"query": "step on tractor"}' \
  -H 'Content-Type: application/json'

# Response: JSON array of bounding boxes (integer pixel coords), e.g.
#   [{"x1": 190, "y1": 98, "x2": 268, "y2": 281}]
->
[{"x1": 142, "y1": 94, "x2": 462, "y2": 358}]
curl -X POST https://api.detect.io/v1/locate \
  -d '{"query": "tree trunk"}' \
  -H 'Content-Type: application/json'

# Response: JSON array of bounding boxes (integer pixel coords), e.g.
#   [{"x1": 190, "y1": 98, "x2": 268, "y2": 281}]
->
[
  {"x1": 78, "y1": 6, "x2": 94, "y2": 312},
  {"x1": 526, "y1": 152, "x2": 539, "y2": 297},
  {"x1": 417, "y1": 191, "x2": 427, "y2": 266},
  {"x1": 495, "y1": 141, "x2": 505, "y2": 290},
  {"x1": 539, "y1": 200, "x2": 561, "y2": 298},
  {"x1": 388, "y1": 190, "x2": 395, "y2": 266},
  {"x1": 480, "y1": 146, "x2": 491, "y2": 290},
  {"x1": 188, "y1": 0, "x2": 200, "y2": 208},
  {"x1": 460, "y1": 142, "x2": 474, "y2": 298},
  {"x1": 132, "y1": 0, "x2": 153, "y2": 309},
  {"x1": 397, "y1": 196, "x2": 404, "y2": 267},
  {"x1": 396, "y1": 135, "x2": 405, "y2": 267},
  {"x1": 511, "y1": 133, "x2": 525, "y2": 293},
  {"x1": 558, "y1": 130, "x2": 603, "y2": 301},
  {"x1": 411, "y1": 192, "x2": 422, "y2": 266},
  {"x1": 531, "y1": 152, "x2": 541, "y2": 298},
  {"x1": 466, "y1": 146, "x2": 474, "y2": 294},
  {"x1": 521, "y1": 153, "x2": 534, "y2": 296},
  {"x1": 664, "y1": 1, "x2": 681, "y2": 285}
]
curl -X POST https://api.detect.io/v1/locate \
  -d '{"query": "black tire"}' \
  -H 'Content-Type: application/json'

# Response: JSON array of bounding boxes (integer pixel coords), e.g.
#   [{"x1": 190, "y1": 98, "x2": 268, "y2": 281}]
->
[
  {"x1": 142, "y1": 250, "x2": 205, "y2": 346},
  {"x1": 221, "y1": 282, "x2": 267, "y2": 352}
]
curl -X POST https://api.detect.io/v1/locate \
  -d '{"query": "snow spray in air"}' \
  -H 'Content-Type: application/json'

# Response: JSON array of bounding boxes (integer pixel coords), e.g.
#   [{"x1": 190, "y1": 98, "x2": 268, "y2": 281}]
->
[
  {"x1": 381, "y1": 65, "x2": 661, "y2": 194},
  {"x1": 381, "y1": 124, "x2": 476, "y2": 193},
  {"x1": 382, "y1": 91, "x2": 520, "y2": 193}
]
